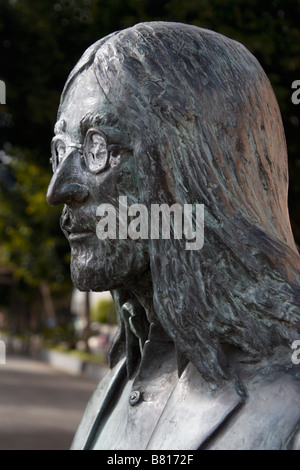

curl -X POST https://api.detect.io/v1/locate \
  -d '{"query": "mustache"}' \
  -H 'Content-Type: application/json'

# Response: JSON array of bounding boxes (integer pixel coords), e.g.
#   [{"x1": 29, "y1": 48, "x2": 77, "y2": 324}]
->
[{"x1": 60, "y1": 205, "x2": 97, "y2": 235}]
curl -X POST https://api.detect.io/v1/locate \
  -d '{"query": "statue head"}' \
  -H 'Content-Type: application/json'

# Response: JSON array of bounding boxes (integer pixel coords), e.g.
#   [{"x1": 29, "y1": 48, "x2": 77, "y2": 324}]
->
[{"x1": 47, "y1": 22, "x2": 300, "y2": 383}]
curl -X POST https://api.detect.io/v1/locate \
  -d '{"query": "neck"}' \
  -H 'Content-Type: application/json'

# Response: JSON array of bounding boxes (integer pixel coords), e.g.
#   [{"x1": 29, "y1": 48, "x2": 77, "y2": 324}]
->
[
  {"x1": 109, "y1": 269, "x2": 157, "y2": 373},
  {"x1": 129, "y1": 269, "x2": 156, "y2": 323}
]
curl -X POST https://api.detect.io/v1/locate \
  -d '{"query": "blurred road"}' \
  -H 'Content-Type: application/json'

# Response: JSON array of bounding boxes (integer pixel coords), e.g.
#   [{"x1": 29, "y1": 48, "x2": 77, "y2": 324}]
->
[{"x1": 0, "y1": 355, "x2": 100, "y2": 450}]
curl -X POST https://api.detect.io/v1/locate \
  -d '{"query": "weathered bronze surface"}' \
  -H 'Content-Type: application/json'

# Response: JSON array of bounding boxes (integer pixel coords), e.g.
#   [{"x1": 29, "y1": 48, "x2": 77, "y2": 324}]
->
[{"x1": 47, "y1": 22, "x2": 300, "y2": 450}]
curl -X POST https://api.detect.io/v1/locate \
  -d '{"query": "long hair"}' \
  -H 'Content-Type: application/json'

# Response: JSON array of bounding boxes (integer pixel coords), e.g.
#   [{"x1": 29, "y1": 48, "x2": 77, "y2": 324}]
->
[{"x1": 62, "y1": 22, "x2": 300, "y2": 382}]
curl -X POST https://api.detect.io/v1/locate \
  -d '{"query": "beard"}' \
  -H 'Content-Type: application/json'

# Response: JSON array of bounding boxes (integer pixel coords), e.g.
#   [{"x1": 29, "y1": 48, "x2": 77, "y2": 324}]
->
[{"x1": 69, "y1": 234, "x2": 149, "y2": 292}]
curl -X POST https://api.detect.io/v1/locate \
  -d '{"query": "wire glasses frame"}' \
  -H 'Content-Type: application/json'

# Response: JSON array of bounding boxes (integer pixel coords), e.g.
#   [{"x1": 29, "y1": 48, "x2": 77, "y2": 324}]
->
[{"x1": 50, "y1": 128, "x2": 110, "y2": 174}]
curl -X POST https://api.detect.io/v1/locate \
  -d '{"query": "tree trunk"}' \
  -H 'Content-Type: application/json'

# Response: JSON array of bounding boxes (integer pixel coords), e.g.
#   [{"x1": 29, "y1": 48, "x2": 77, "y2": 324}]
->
[
  {"x1": 39, "y1": 281, "x2": 56, "y2": 327},
  {"x1": 81, "y1": 292, "x2": 91, "y2": 353}
]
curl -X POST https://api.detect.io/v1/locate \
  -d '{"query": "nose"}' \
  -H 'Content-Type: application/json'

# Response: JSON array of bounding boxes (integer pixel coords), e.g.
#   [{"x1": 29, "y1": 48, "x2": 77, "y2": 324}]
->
[{"x1": 46, "y1": 150, "x2": 89, "y2": 206}]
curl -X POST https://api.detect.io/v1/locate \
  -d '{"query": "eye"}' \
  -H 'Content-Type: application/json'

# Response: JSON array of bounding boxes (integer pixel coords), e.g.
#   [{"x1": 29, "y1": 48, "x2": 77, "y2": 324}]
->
[
  {"x1": 84, "y1": 129, "x2": 108, "y2": 173},
  {"x1": 50, "y1": 138, "x2": 66, "y2": 172}
]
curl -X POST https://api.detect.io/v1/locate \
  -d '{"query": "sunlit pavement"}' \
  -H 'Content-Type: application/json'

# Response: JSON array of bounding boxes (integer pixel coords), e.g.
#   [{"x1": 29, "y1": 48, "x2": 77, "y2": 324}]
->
[{"x1": 0, "y1": 355, "x2": 100, "y2": 450}]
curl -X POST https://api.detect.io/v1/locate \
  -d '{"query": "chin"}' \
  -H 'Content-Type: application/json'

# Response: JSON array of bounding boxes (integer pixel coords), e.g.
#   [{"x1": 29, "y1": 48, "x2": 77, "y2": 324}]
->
[
  {"x1": 70, "y1": 256, "x2": 116, "y2": 292},
  {"x1": 69, "y1": 240, "x2": 149, "y2": 292}
]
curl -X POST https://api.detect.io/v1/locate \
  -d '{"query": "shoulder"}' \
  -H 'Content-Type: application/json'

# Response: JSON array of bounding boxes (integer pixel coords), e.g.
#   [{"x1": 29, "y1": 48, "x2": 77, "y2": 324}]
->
[{"x1": 207, "y1": 364, "x2": 300, "y2": 450}]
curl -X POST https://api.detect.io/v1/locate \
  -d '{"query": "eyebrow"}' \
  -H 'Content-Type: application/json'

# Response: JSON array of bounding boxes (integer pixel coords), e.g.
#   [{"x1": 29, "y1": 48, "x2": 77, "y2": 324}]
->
[
  {"x1": 54, "y1": 112, "x2": 131, "y2": 146},
  {"x1": 79, "y1": 112, "x2": 131, "y2": 145},
  {"x1": 80, "y1": 112, "x2": 119, "y2": 133}
]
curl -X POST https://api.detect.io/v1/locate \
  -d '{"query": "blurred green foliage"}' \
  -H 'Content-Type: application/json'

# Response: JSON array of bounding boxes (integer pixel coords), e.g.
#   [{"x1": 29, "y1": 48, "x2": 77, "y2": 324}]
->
[
  {"x1": 91, "y1": 297, "x2": 117, "y2": 324},
  {"x1": 0, "y1": 0, "x2": 299, "y2": 311},
  {"x1": 0, "y1": 149, "x2": 70, "y2": 290},
  {"x1": 43, "y1": 323, "x2": 77, "y2": 347}
]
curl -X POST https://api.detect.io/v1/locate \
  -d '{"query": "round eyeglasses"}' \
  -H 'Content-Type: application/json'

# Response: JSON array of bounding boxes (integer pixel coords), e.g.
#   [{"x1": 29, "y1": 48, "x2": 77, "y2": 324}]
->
[{"x1": 50, "y1": 128, "x2": 110, "y2": 174}]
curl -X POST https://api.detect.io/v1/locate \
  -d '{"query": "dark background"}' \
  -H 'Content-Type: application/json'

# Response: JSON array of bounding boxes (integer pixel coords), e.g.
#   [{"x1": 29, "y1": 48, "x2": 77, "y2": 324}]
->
[{"x1": 0, "y1": 0, "x2": 299, "y2": 336}]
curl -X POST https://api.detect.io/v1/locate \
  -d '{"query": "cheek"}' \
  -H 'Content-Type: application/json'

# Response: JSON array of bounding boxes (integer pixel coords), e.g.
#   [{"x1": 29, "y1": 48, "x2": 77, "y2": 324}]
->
[{"x1": 88, "y1": 154, "x2": 139, "y2": 205}]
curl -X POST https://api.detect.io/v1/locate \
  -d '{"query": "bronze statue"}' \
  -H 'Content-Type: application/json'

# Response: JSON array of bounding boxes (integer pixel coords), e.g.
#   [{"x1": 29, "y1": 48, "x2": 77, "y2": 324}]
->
[{"x1": 47, "y1": 22, "x2": 300, "y2": 450}]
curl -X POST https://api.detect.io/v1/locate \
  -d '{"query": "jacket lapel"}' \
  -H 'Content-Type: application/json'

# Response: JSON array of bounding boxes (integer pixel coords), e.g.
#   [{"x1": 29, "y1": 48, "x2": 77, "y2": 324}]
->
[
  {"x1": 146, "y1": 361, "x2": 245, "y2": 450},
  {"x1": 71, "y1": 357, "x2": 127, "y2": 450}
]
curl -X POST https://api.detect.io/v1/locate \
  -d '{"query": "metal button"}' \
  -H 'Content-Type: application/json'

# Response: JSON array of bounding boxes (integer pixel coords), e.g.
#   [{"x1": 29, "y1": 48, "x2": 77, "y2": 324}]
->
[{"x1": 129, "y1": 390, "x2": 141, "y2": 406}]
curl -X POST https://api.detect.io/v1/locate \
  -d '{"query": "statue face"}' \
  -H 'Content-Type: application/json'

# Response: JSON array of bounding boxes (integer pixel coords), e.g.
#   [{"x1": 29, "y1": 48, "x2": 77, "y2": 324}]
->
[{"x1": 47, "y1": 66, "x2": 149, "y2": 291}]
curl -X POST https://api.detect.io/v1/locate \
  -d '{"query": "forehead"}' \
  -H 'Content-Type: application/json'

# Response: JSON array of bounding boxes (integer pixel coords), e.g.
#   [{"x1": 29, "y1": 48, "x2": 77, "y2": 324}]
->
[{"x1": 56, "y1": 66, "x2": 110, "y2": 139}]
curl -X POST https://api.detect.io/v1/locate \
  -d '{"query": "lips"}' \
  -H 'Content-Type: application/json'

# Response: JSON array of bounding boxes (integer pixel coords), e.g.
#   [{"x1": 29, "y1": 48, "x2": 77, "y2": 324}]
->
[
  {"x1": 60, "y1": 206, "x2": 94, "y2": 240},
  {"x1": 67, "y1": 231, "x2": 93, "y2": 241}
]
